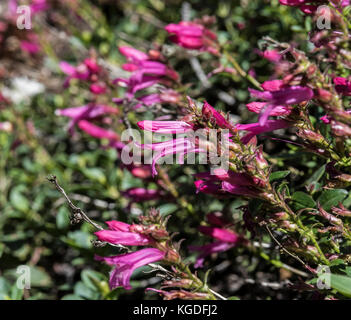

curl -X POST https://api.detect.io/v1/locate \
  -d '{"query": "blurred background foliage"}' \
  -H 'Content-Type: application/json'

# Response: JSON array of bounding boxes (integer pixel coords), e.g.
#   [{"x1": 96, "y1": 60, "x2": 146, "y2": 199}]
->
[{"x1": 0, "y1": 0, "x2": 321, "y2": 299}]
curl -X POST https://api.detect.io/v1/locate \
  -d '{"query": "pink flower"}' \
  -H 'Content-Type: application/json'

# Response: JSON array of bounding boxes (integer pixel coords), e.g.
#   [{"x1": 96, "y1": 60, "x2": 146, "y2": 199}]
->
[
  {"x1": 202, "y1": 101, "x2": 232, "y2": 129},
  {"x1": 20, "y1": 40, "x2": 40, "y2": 54},
  {"x1": 236, "y1": 119, "x2": 292, "y2": 144},
  {"x1": 77, "y1": 120, "x2": 119, "y2": 141},
  {"x1": 165, "y1": 21, "x2": 218, "y2": 54},
  {"x1": 56, "y1": 104, "x2": 118, "y2": 134},
  {"x1": 334, "y1": 77, "x2": 351, "y2": 96},
  {"x1": 259, "y1": 49, "x2": 282, "y2": 63},
  {"x1": 206, "y1": 212, "x2": 230, "y2": 227},
  {"x1": 138, "y1": 137, "x2": 206, "y2": 176},
  {"x1": 246, "y1": 102, "x2": 293, "y2": 116},
  {"x1": 95, "y1": 248, "x2": 165, "y2": 289},
  {"x1": 194, "y1": 180, "x2": 222, "y2": 195},
  {"x1": 199, "y1": 226, "x2": 239, "y2": 243},
  {"x1": 30, "y1": 0, "x2": 48, "y2": 13},
  {"x1": 248, "y1": 84, "x2": 313, "y2": 126},
  {"x1": 279, "y1": 0, "x2": 349, "y2": 14},
  {"x1": 59, "y1": 58, "x2": 101, "y2": 88},
  {"x1": 189, "y1": 242, "x2": 235, "y2": 268},
  {"x1": 89, "y1": 83, "x2": 106, "y2": 95},
  {"x1": 221, "y1": 181, "x2": 261, "y2": 198},
  {"x1": 95, "y1": 220, "x2": 152, "y2": 246},
  {"x1": 119, "y1": 46, "x2": 149, "y2": 62},
  {"x1": 121, "y1": 188, "x2": 163, "y2": 202},
  {"x1": 137, "y1": 120, "x2": 192, "y2": 134}
]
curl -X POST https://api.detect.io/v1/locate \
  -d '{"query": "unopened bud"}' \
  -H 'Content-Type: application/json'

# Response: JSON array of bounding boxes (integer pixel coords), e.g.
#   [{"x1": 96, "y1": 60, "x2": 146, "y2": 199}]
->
[{"x1": 331, "y1": 121, "x2": 351, "y2": 137}]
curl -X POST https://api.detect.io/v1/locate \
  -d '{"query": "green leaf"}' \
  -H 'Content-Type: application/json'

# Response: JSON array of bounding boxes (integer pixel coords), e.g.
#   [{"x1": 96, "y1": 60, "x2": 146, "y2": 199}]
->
[
  {"x1": 9, "y1": 186, "x2": 29, "y2": 213},
  {"x1": 56, "y1": 206, "x2": 70, "y2": 230},
  {"x1": 82, "y1": 168, "x2": 106, "y2": 185},
  {"x1": 326, "y1": 274, "x2": 351, "y2": 298},
  {"x1": 61, "y1": 294, "x2": 84, "y2": 300},
  {"x1": 291, "y1": 191, "x2": 316, "y2": 210},
  {"x1": 269, "y1": 170, "x2": 290, "y2": 182},
  {"x1": 318, "y1": 189, "x2": 348, "y2": 211},
  {"x1": 305, "y1": 164, "x2": 325, "y2": 185}
]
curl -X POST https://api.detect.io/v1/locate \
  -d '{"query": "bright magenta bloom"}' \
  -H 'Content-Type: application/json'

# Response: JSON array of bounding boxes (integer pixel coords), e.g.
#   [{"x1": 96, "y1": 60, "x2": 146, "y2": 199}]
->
[
  {"x1": 248, "y1": 84, "x2": 313, "y2": 126},
  {"x1": 95, "y1": 220, "x2": 152, "y2": 246},
  {"x1": 95, "y1": 248, "x2": 165, "y2": 289},
  {"x1": 165, "y1": 21, "x2": 218, "y2": 54},
  {"x1": 137, "y1": 120, "x2": 192, "y2": 134},
  {"x1": 189, "y1": 242, "x2": 236, "y2": 268},
  {"x1": 77, "y1": 120, "x2": 119, "y2": 141},
  {"x1": 236, "y1": 119, "x2": 292, "y2": 144},
  {"x1": 56, "y1": 104, "x2": 118, "y2": 133},
  {"x1": 334, "y1": 77, "x2": 351, "y2": 96},
  {"x1": 198, "y1": 226, "x2": 239, "y2": 243},
  {"x1": 202, "y1": 101, "x2": 232, "y2": 129},
  {"x1": 121, "y1": 188, "x2": 163, "y2": 202}
]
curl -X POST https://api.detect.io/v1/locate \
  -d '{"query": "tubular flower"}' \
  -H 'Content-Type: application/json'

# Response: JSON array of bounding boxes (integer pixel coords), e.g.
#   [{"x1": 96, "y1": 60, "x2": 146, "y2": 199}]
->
[
  {"x1": 189, "y1": 213, "x2": 242, "y2": 268},
  {"x1": 334, "y1": 77, "x2": 351, "y2": 96},
  {"x1": 279, "y1": 0, "x2": 350, "y2": 14},
  {"x1": 121, "y1": 188, "x2": 163, "y2": 202},
  {"x1": 235, "y1": 119, "x2": 292, "y2": 144},
  {"x1": 248, "y1": 83, "x2": 313, "y2": 126},
  {"x1": 55, "y1": 104, "x2": 118, "y2": 133},
  {"x1": 94, "y1": 220, "x2": 152, "y2": 246},
  {"x1": 95, "y1": 248, "x2": 165, "y2": 290},
  {"x1": 114, "y1": 46, "x2": 179, "y2": 108},
  {"x1": 165, "y1": 21, "x2": 219, "y2": 54},
  {"x1": 59, "y1": 57, "x2": 102, "y2": 89},
  {"x1": 77, "y1": 120, "x2": 119, "y2": 141}
]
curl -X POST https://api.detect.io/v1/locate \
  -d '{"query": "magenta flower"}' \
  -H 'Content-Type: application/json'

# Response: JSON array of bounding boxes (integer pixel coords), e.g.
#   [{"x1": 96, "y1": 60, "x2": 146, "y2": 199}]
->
[
  {"x1": 206, "y1": 212, "x2": 230, "y2": 227},
  {"x1": 279, "y1": 0, "x2": 349, "y2": 14},
  {"x1": 95, "y1": 248, "x2": 165, "y2": 289},
  {"x1": 77, "y1": 120, "x2": 119, "y2": 141},
  {"x1": 248, "y1": 84, "x2": 313, "y2": 126},
  {"x1": 194, "y1": 180, "x2": 222, "y2": 195},
  {"x1": 137, "y1": 120, "x2": 193, "y2": 134},
  {"x1": 221, "y1": 181, "x2": 261, "y2": 198},
  {"x1": 95, "y1": 219, "x2": 152, "y2": 246},
  {"x1": 119, "y1": 46, "x2": 149, "y2": 62},
  {"x1": 190, "y1": 212, "x2": 242, "y2": 268},
  {"x1": 138, "y1": 137, "x2": 206, "y2": 176},
  {"x1": 189, "y1": 242, "x2": 235, "y2": 268},
  {"x1": 236, "y1": 119, "x2": 292, "y2": 144},
  {"x1": 199, "y1": 226, "x2": 239, "y2": 243},
  {"x1": 202, "y1": 101, "x2": 232, "y2": 129},
  {"x1": 115, "y1": 46, "x2": 179, "y2": 105},
  {"x1": 258, "y1": 49, "x2": 282, "y2": 63},
  {"x1": 165, "y1": 21, "x2": 218, "y2": 54},
  {"x1": 30, "y1": 0, "x2": 48, "y2": 13},
  {"x1": 246, "y1": 102, "x2": 293, "y2": 116},
  {"x1": 334, "y1": 77, "x2": 351, "y2": 96},
  {"x1": 121, "y1": 188, "x2": 163, "y2": 202},
  {"x1": 89, "y1": 83, "x2": 106, "y2": 95},
  {"x1": 59, "y1": 57, "x2": 101, "y2": 88},
  {"x1": 56, "y1": 104, "x2": 118, "y2": 133}
]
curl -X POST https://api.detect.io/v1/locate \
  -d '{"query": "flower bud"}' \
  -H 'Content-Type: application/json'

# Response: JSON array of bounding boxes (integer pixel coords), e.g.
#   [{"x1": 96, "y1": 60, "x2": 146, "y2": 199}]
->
[{"x1": 331, "y1": 121, "x2": 351, "y2": 137}]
